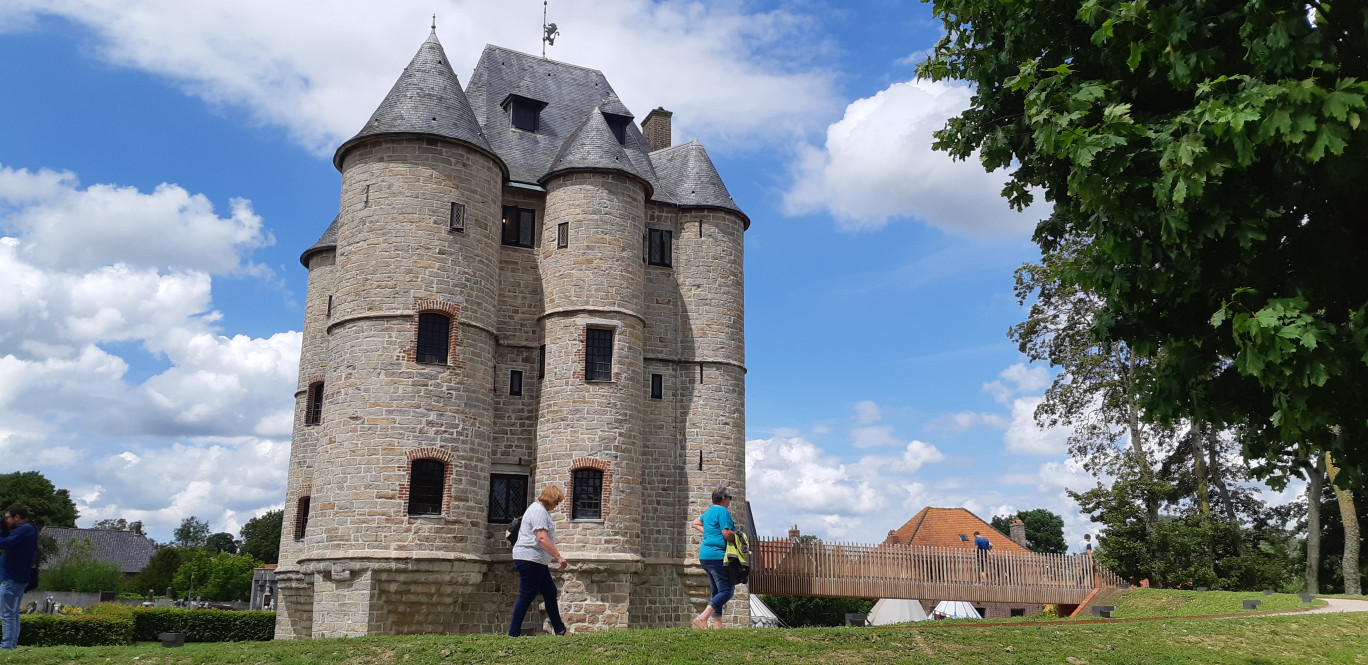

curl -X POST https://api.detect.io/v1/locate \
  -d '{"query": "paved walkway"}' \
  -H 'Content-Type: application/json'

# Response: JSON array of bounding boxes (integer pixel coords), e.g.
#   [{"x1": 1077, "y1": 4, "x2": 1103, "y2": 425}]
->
[{"x1": 1301, "y1": 597, "x2": 1368, "y2": 614}]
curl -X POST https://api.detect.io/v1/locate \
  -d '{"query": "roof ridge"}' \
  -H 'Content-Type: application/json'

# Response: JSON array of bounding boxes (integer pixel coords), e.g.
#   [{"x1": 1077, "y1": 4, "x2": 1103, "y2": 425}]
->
[{"x1": 480, "y1": 44, "x2": 607, "y2": 76}]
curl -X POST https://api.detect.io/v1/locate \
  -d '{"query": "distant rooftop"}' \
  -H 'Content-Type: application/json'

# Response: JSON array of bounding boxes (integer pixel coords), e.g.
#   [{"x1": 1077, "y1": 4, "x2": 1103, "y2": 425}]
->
[{"x1": 42, "y1": 527, "x2": 158, "y2": 574}]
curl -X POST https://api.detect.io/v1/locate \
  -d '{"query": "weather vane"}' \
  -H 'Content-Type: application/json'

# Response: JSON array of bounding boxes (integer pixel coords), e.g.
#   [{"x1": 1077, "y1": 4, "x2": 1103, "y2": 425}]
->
[{"x1": 542, "y1": 1, "x2": 559, "y2": 58}]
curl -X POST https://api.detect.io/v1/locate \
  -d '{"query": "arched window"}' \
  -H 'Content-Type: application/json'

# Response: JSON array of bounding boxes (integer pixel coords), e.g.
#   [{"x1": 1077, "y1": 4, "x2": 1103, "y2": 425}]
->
[
  {"x1": 305, "y1": 382, "x2": 324, "y2": 425},
  {"x1": 408, "y1": 459, "x2": 447, "y2": 516},
  {"x1": 571, "y1": 468, "x2": 603, "y2": 520},
  {"x1": 416, "y1": 313, "x2": 450, "y2": 364}
]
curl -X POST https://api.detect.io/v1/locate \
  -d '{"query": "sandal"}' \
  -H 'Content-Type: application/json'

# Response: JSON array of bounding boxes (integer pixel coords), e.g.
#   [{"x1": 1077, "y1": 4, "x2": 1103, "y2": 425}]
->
[{"x1": 692, "y1": 618, "x2": 708, "y2": 629}]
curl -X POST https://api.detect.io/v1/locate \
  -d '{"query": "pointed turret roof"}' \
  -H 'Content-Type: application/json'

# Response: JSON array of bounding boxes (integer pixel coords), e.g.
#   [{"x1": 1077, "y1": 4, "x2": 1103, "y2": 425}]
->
[
  {"x1": 333, "y1": 30, "x2": 503, "y2": 174},
  {"x1": 649, "y1": 140, "x2": 748, "y2": 227},
  {"x1": 542, "y1": 106, "x2": 654, "y2": 195},
  {"x1": 299, "y1": 216, "x2": 338, "y2": 267}
]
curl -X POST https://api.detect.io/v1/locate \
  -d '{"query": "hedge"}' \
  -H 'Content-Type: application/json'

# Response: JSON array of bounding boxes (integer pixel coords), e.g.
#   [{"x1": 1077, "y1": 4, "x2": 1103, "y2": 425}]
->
[
  {"x1": 132, "y1": 608, "x2": 276, "y2": 642},
  {"x1": 14, "y1": 608, "x2": 274, "y2": 646},
  {"x1": 17, "y1": 614, "x2": 134, "y2": 647}
]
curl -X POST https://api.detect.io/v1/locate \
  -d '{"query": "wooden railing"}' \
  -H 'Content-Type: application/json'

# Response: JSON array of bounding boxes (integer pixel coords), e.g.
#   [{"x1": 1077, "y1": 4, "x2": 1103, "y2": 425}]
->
[{"x1": 748, "y1": 538, "x2": 1125, "y2": 605}]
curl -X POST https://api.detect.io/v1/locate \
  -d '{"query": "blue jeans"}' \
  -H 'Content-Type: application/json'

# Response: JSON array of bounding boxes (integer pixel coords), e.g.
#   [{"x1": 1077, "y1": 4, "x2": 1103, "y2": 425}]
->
[
  {"x1": 0, "y1": 579, "x2": 23, "y2": 649},
  {"x1": 509, "y1": 560, "x2": 565, "y2": 637},
  {"x1": 700, "y1": 559, "x2": 733, "y2": 616}
]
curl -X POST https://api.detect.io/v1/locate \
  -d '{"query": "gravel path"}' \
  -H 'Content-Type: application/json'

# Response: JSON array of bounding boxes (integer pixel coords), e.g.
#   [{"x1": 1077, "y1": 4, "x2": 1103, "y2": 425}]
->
[{"x1": 1302, "y1": 597, "x2": 1368, "y2": 614}]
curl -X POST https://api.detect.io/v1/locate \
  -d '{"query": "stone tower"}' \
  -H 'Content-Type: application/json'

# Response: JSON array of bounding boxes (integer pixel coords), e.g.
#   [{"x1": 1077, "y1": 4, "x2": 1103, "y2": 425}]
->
[{"x1": 275, "y1": 30, "x2": 749, "y2": 638}]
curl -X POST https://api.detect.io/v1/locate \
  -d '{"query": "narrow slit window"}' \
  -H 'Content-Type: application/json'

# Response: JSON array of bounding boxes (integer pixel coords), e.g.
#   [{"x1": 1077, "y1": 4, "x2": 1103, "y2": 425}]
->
[
  {"x1": 502, "y1": 206, "x2": 536, "y2": 248},
  {"x1": 408, "y1": 459, "x2": 446, "y2": 516},
  {"x1": 647, "y1": 229, "x2": 672, "y2": 267},
  {"x1": 294, "y1": 496, "x2": 310, "y2": 540},
  {"x1": 571, "y1": 468, "x2": 604, "y2": 520},
  {"x1": 487, "y1": 474, "x2": 529, "y2": 524},
  {"x1": 557, "y1": 222, "x2": 569, "y2": 248},
  {"x1": 698, "y1": 362, "x2": 704, "y2": 384},
  {"x1": 449, "y1": 202, "x2": 465, "y2": 232},
  {"x1": 306, "y1": 382, "x2": 324, "y2": 425},
  {"x1": 585, "y1": 328, "x2": 614, "y2": 381},
  {"x1": 416, "y1": 313, "x2": 451, "y2": 364},
  {"x1": 538, "y1": 344, "x2": 546, "y2": 380},
  {"x1": 326, "y1": 295, "x2": 333, "y2": 318},
  {"x1": 650, "y1": 373, "x2": 663, "y2": 400},
  {"x1": 510, "y1": 369, "x2": 523, "y2": 396}
]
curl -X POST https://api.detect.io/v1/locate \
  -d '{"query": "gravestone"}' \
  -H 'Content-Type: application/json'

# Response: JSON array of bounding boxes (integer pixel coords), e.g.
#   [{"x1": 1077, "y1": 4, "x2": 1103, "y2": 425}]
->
[
  {"x1": 1263, "y1": 589, "x2": 1274, "y2": 595},
  {"x1": 1091, "y1": 606, "x2": 1114, "y2": 618},
  {"x1": 845, "y1": 613, "x2": 868, "y2": 627},
  {"x1": 1242, "y1": 600, "x2": 1261, "y2": 610},
  {"x1": 1194, "y1": 587, "x2": 1208, "y2": 592},
  {"x1": 1297, "y1": 593, "x2": 1315, "y2": 603}
]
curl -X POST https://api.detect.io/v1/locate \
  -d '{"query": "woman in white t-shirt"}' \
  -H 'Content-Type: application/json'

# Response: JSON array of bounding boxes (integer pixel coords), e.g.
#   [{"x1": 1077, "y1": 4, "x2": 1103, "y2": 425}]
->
[{"x1": 508, "y1": 485, "x2": 569, "y2": 637}]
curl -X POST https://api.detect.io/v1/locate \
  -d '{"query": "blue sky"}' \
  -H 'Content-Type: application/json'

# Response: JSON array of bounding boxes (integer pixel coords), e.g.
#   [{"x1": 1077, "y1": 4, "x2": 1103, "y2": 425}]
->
[{"x1": 0, "y1": 0, "x2": 1145, "y2": 547}]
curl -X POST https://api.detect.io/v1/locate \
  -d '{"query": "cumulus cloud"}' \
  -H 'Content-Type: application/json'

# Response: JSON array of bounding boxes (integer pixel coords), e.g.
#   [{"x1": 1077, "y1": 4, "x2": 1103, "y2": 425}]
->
[
  {"x1": 0, "y1": 165, "x2": 298, "y2": 539},
  {"x1": 853, "y1": 400, "x2": 882, "y2": 425},
  {"x1": 9, "y1": 1, "x2": 840, "y2": 154},
  {"x1": 784, "y1": 79, "x2": 1047, "y2": 234},
  {"x1": 926, "y1": 410, "x2": 1010, "y2": 433}
]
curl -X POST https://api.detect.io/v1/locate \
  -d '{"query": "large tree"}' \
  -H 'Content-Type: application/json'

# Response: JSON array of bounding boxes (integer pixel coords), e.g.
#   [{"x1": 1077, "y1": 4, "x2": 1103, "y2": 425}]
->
[
  {"x1": 0, "y1": 471, "x2": 78, "y2": 527},
  {"x1": 991, "y1": 508, "x2": 1068, "y2": 554},
  {"x1": 919, "y1": 0, "x2": 1368, "y2": 487},
  {"x1": 239, "y1": 509, "x2": 283, "y2": 564},
  {"x1": 173, "y1": 516, "x2": 211, "y2": 549}
]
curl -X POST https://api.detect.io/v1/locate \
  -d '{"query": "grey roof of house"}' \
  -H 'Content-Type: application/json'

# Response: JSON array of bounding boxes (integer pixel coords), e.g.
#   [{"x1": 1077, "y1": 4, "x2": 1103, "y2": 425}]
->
[
  {"x1": 300, "y1": 216, "x2": 339, "y2": 267},
  {"x1": 649, "y1": 140, "x2": 749, "y2": 227},
  {"x1": 544, "y1": 106, "x2": 654, "y2": 191},
  {"x1": 333, "y1": 30, "x2": 502, "y2": 173},
  {"x1": 41, "y1": 527, "x2": 158, "y2": 574},
  {"x1": 464, "y1": 45, "x2": 671, "y2": 201}
]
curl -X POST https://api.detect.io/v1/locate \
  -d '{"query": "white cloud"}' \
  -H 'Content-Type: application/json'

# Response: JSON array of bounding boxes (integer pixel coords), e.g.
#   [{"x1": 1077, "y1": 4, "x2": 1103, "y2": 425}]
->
[
  {"x1": 984, "y1": 362, "x2": 1050, "y2": 404},
  {"x1": 1003, "y1": 396, "x2": 1070, "y2": 456},
  {"x1": 9, "y1": 1, "x2": 841, "y2": 155},
  {"x1": 853, "y1": 400, "x2": 882, "y2": 425},
  {"x1": 926, "y1": 410, "x2": 1009, "y2": 433},
  {"x1": 850, "y1": 425, "x2": 900, "y2": 448},
  {"x1": 784, "y1": 79, "x2": 1047, "y2": 234}
]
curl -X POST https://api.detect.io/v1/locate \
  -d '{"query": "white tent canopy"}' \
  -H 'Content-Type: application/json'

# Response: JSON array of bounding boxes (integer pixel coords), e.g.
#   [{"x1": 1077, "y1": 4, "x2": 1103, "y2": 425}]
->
[
  {"x1": 931, "y1": 600, "x2": 981, "y2": 619},
  {"x1": 868, "y1": 599, "x2": 930, "y2": 625},
  {"x1": 750, "y1": 595, "x2": 784, "y2": 628}
]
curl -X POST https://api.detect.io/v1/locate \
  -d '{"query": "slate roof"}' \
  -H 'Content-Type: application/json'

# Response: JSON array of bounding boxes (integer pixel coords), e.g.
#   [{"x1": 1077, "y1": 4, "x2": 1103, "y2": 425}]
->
[
  {"x1": 41, "y1": 527, "x2": 158, "y2": 574},
  {"x1": 299, "y1": 216, "x2": 339, "y2": 267},
  {"x1": 334, "y1": 30, "x2": 501, "y2": 173},
  {"x1": 650, "y1": 140, "x2": 748, "y2": 227},
  {"x1": 544, "y1": 106, "x2": 654, "y2": 192},
  {"x1": 885, "y1": 507, "x2": 1030, "y2": 554},
  {"x1": 464, "y1": 45, "x2": 670, "y2": 200}
]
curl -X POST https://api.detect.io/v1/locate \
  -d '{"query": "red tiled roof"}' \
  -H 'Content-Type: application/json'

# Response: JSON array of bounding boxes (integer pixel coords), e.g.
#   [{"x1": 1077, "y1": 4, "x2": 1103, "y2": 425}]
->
[{"x1": 885, "y1": 507, "x2": 1030, "y2": 553}]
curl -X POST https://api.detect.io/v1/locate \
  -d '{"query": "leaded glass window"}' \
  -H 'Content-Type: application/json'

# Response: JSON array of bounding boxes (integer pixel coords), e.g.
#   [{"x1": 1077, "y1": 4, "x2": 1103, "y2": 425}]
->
[
  {"x1": 408, "y1": 459, "x2": 446, "y2": 516},
  {"x1": 585, "y1": 328, "x2": 613, "y2": 381},
  {"x1": 487, "y1": 474, "x2": 529, "y2": 524},
  {"x1": 572, "y1": 468, "x2": 603, "y2": 520}
]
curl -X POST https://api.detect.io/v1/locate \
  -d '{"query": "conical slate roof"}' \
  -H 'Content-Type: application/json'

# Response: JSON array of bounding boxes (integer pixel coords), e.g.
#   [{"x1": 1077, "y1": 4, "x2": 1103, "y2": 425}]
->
[
  {"x1": 649, "y1": 140, "x2": 748, "y2": 227},
  {"x1": 543, "y1": 106, "x2": 654, "y2": 194},
  {"x1": 299, "y1": 216, "x2": 338, "y2": 267},
  {"x1": 333, "y1": 31, "x2": 501, "y2": 173}
]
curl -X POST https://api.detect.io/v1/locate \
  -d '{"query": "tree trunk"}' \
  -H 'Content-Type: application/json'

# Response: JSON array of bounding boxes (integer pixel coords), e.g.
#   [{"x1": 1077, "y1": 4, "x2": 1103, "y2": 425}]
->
[
  {"x1": 1325, "y1": 452, "x2": 1361, "y2": 595},
  {"x1": 1306, "y1": 454, "x2": 1324, "y2": 595},
  {"x1": 1191, "y1": 425, "x2": 1211, "y2": 524},
  {"x1": 1125, "y1": 354, "x2": 1159, "y2": 529},
  {"x1": 1205, "y1": 427, "x2": 1242, "y2": 554}
]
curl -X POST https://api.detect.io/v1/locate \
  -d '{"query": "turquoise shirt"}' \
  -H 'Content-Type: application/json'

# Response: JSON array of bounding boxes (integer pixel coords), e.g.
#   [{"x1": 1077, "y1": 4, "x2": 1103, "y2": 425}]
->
[{"x1": 698, "y1": 504, "x2": 735, "y2": 561}]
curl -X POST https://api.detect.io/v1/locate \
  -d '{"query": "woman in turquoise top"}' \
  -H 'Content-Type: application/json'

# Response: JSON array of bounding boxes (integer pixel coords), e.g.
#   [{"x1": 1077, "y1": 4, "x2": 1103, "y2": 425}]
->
[{"x1": 690, "y1": 485, "x2": 735, "y2": 629}]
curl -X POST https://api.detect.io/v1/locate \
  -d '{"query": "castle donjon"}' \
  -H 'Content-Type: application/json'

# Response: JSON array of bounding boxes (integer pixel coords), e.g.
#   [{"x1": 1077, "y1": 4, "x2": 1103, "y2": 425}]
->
[{"x1": 275, "y1": 29, "x2": 748, "y2": 637}]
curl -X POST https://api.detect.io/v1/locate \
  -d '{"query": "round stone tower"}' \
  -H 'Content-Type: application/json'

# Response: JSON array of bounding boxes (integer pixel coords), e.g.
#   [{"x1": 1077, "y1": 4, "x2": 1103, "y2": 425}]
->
[{"x1": 275, "y1": 28, "x2": 508, "y2": 639}]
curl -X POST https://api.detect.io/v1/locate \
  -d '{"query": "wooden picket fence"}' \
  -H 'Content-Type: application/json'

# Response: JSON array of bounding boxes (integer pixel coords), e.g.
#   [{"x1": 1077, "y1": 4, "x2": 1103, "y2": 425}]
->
[{"x1": 748, "y1": 537, "x2": 1125, "y2": 605}]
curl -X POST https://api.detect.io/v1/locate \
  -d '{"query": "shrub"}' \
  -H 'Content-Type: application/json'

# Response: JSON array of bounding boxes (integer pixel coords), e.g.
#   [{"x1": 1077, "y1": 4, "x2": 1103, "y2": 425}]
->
[
  {"x1": 131, "y1": 608, "x2": 276, "y2": 642},
  {"x1": 761, "y1": 595, "x2": 876, "y2": 627},
  {"x1": 37, "y1": 537, "x2": 126, "y2": 593},
  {"x1": 17, "y1": 613, "x2": 134, "y2": 646}
]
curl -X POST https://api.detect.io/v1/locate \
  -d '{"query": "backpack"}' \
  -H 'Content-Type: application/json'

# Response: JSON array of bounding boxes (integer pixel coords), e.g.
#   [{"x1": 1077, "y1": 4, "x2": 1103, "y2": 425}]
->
[
  {"x1": 724, "y1": 531, "x2": 751, "y2": 585},
  {"x1": 505, "y1": 517, "x2": 522, "y2": 547}
]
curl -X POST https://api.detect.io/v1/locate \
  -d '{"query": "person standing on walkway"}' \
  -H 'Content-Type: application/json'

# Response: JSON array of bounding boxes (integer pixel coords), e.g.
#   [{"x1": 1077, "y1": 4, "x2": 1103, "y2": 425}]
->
[
  {"x1": 691, "y1": 485, "x2": 736, "y2": 629},
  {"x1": 0, "y1": 504, "x2": 38, "y2": 650},
  {"x1": 508, "y1": 486, "x2": 569, "y2": 637},
  {"x1": 973, "y1": 530, "x2": 992, "y2": 582}
]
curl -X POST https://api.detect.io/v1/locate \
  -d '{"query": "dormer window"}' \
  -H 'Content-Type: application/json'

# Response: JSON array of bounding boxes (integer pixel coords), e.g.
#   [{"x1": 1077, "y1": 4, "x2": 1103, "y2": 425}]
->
[
  {"x1": 602, "y1": 112, "x2": 631, "y2": 145},
  {"x1": 503, "y1": 94, "x2": 547, "y2": 132}
]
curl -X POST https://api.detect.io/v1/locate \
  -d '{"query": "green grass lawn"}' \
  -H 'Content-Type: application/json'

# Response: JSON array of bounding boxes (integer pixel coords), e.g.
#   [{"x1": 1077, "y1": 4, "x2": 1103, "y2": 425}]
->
[
  {"x1": 1109, "y1": 589, "x2": 1324, "y2": 617},
  {"x1": 3, "y1": 612, "x2": 1365, "y2": 665}
]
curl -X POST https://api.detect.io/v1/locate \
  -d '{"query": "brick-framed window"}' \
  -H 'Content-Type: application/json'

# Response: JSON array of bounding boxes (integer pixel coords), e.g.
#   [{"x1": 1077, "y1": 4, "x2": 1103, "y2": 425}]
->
[
  {"x1": 293, "y1": 495, "x2": 310, "y2": 540},
  {"x1": 647, "y1": 229, "x2": 672, "y2": 267},
  {"x1": 305, "y1": 381, "x2": 324, "y2": 425},
  {"x1": 650, "y1": 373, "x2": 663, "y2": 400},
  {"x1": 557, "y1": 222, "x2": 569, "y2": 248},
  {"x1": 571, "y1": 468, "x2": 603, "y2": 520},
  {"x1": 585, "y1": 328, "x2": 614, "y2": 382},
  {"x1": 407, "y1": 459, "x2": 447, "y2": 516},
  {"x1": 502, "y1": 206, "x2": 535, "y2": 248},
  {"x1": 487, "y1": 473, "x2": 529, "y2": 524},
  {"x1": 416, "y1": 313, "x2": 451, "y2": 364},
  {"x1": 510, "y1": 370, "x2": 523, "y2": 396},
  {"x1": 449, "y1": 202, "x2": 465, "y2": 233}
]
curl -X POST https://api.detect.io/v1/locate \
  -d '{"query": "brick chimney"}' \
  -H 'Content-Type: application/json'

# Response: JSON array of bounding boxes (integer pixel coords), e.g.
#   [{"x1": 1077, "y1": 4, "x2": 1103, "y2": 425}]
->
[
  {"x1": 641, "y1": 107, "x2": 673, "y2": 152},
  {"x1": 787, "y1": 524, "x2": 801, "y2": 540},
  {"x1": 1009, "y1": 519, "x2": 1027, "y2": 548},
  {"x1": 882, "y1": 530, "x2": 901, "y2": 546}
]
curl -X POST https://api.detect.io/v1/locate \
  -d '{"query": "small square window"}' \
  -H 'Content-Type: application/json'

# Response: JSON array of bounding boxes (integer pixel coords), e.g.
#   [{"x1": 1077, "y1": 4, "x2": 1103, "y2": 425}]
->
[
  {"x1": 585, "y1": 328, "x2": 614, "y2": 381},
  {"x1": 557, "y1": 222, "x2": 569, "y2": 248},
  {"x1": 648, "y1": 229, "x2": 672, "y2": 267},
  {"x1": 1010, "y1": 608, "x2": 1026, "y2": 617},
  {"x1": 503, "y1": 94, "x2": 547, "y2": 133},
  {"x1": 650, "y1": 373, "x2": 663, "y2": 400},
  {"x1": 449, "y1": 202, "x2": 465, "y2": 232},
  {"x1": 510, "y1": 369, "x2": 523, "y2": 396},
  {"x1": 502, "y1": 206, "x2": 535, "y2": 248}
]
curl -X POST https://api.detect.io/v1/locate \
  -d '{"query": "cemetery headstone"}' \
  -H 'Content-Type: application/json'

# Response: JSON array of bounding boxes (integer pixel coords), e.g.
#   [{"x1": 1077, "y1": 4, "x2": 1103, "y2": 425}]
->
[
  {"x1": 1091, "y1": 606, "x2": 1114, "y2": 618},
  {"x1": 1297, "y1": 593, "x2": 1315, "y2": 603},
  {"x1": 1242, "y1": 600, "x2": 1261, "y2": 610},
  {"x1": 845, "y1": 613, "x2": 868, "y2": 627},
  {"x1": 1194, "y1": 587, "x2": 1208, "y2": 592}
]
